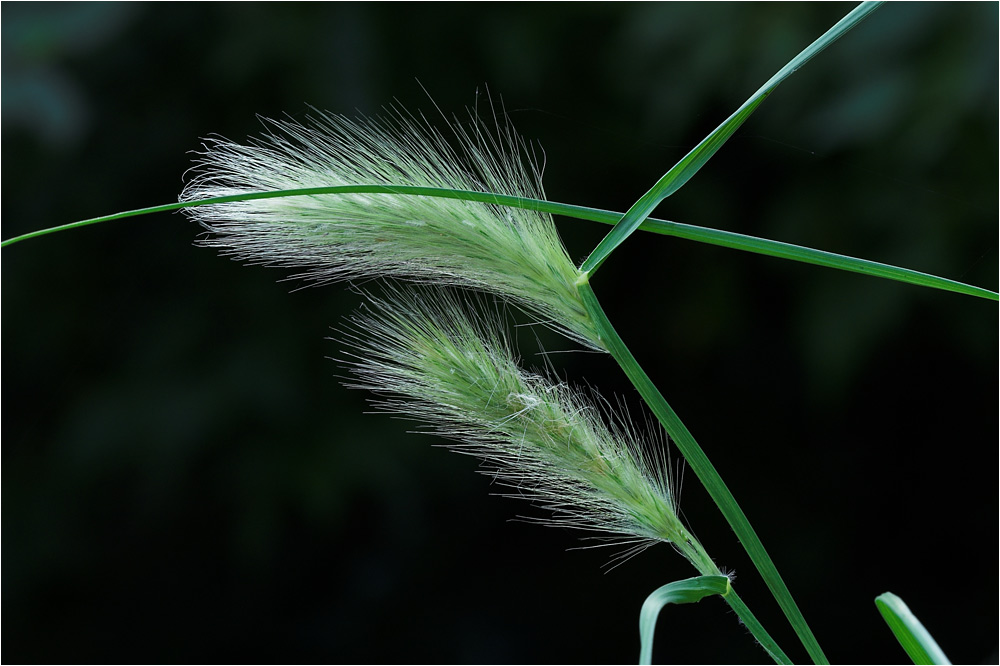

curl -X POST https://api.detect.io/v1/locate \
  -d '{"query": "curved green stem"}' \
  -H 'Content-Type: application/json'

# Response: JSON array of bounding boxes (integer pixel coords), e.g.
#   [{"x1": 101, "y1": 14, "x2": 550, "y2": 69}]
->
[
  {"x1": 638, "y1": 576, "x2": 790, "y2": 665},
  {"x1": 639, "y1": 576, "x2": 732, "y2": 665},
  {"x1": 3, "y1": 186, "x2": 994, "y2": 303},
  {"x1": 577, "y1": 279, "x2": 828, "y2": 664}
]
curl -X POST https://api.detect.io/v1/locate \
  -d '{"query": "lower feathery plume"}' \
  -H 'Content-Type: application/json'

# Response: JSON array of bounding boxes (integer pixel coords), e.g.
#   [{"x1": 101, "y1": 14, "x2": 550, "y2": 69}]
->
[{"x1": 338, "y1": 288, "x2": 720, "y2": 574}]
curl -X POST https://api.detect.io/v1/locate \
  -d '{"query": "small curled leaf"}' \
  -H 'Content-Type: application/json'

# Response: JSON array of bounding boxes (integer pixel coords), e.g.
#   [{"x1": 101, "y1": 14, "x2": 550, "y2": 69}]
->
[{"x1": 639, "y1": 575, "x2": 730, "y2": 665}]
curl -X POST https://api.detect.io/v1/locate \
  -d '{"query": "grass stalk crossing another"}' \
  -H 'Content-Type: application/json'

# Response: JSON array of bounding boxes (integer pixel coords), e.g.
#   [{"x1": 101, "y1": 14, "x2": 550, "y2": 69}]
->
[{"x1": 4, "y1": 187, "x2": 993, "y2": 303}]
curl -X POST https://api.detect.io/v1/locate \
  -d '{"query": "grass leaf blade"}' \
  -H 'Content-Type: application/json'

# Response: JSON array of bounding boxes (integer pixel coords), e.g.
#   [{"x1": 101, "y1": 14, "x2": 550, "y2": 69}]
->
[
  {"x1": 580, "y1": 1, "x2": 884, "y2": 276},
  {"x1": 632, "y1": 216, "x2": 999, "y2": 302},
  {"x1": 875, "y1": 592, "x2": 951, "y2": 665},
  {"x1": 4, "y1": 185, "x2": 993, "y2": 304}
]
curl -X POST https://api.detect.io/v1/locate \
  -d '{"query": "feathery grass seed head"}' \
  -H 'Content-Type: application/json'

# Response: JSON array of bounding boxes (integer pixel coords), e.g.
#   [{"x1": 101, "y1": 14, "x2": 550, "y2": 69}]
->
[
  {"x1": 181, "y1": 106, "x2": 601, "y2": 349},
  {"x1": 339, "y1": 289, "x2": 717, "y2": 573}
]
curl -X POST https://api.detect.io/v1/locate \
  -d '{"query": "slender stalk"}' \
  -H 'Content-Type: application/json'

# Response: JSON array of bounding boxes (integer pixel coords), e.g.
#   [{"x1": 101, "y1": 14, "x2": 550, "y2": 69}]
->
[
  {"x1": 724, "y1": 588, "x2": 793, "y2": 665},
  {"x1": 3, "y1": 186, "x2": 995, "y2": 303},
  {"x1": 577, "y1": 279, "x2": 828, "y2": 665}
]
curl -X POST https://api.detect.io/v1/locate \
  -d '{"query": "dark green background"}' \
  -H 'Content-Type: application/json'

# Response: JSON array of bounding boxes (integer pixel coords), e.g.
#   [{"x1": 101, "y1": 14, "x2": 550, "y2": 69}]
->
[{"x1": 3, "y1": 3, "x2": 997, "y2": 663}]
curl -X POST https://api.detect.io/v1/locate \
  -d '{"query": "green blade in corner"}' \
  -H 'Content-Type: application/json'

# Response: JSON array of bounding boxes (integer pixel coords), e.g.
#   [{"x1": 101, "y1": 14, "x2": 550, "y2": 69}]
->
[{"x1": 875, "y1": 592, "x2": 951, "y2": 665}]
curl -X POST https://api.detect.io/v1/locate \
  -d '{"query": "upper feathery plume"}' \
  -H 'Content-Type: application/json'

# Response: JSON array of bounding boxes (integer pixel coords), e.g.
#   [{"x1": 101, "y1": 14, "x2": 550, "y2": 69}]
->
[
  {"x1": 340, "y1": 289, "x2": 719, "y2": 574},
  {"x1": 180, "y1": 105, "x2": 601, "y2": 349}
]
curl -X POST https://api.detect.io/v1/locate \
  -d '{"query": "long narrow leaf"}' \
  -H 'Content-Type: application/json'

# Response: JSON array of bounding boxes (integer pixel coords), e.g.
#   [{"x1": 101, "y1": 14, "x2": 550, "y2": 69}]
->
[
  {"x1": 580, "y1": 1, "x2": 884, "y2": 275},
  {"x1": 875, "y1": 592, "x2": 951, "y2": 665},
  {"x1": 3, "y1": 186, "x2": 994, "y2": 302}
]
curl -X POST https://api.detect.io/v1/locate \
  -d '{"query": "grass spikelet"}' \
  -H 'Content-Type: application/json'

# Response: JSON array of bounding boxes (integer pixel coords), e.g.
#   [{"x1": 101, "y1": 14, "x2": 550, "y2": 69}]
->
[
  {"x1": 339, "y1": 289, "x2": 719, "y2": 575},
  {"x1": 180, "y1": 105, "x2": 600, "y2": 348}
]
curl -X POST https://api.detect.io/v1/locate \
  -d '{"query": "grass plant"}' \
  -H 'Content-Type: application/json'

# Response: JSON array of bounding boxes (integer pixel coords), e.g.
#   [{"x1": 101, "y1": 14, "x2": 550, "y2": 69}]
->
[{"x1": 3, "y1": 2, "x2": 996, "y2": 663}]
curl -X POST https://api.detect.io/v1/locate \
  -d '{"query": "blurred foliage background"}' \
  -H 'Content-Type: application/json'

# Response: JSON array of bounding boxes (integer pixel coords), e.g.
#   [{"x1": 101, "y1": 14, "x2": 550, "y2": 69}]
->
[{"x1": 2, "y1": 2, "x2": 996, "y2": 663}]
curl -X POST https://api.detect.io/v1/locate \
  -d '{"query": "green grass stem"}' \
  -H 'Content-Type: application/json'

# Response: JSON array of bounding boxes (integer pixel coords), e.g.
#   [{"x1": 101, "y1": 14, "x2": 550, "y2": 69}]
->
[
  {"x1": 580, "y1": 1, "x2": 884, "y2": 276},
  {"x1": 724, "y1": 588, "x2": 792, "y2": 666},
  {"x1": 577, "y1": 279, "x2": 828, "y2": 665},
  {"x1": 3, "y1": 186, "x2": 994, "y2": 303}
]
